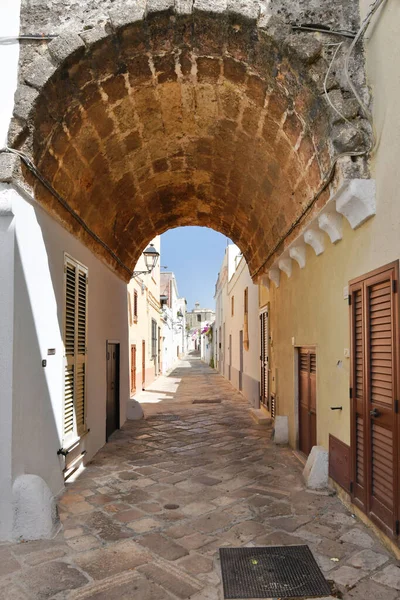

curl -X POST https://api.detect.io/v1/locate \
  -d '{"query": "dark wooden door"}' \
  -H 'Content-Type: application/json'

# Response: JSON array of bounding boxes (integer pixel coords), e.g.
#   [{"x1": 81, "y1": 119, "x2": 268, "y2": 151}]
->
[
  {"x1": 260, "y1": 310, "x2": 269, "y2": 408},
  {"x1": 142, "y1": 340, "x2": 146, "y2": 389},
  {"x1": 106, "y1": 342, "x2": 119, "y2": 440},
  {"x1": 350, "y1": 262, "x2": 399, "y2": 538},
  {"x1": 239, "y1": 330, "x2": 243, "y2": 391},
  {"x1": 130, "y1": 344, "x2": 136, "y2": 395},
  {"x1": 299, "y1": 348, "x2": 317, "y2": 456}
]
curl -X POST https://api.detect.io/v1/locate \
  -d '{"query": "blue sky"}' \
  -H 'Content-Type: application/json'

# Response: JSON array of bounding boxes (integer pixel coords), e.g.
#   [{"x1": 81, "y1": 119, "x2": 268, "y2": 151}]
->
[{"x1": 160, "y1": 227, "x2": 231, "y2": 310}]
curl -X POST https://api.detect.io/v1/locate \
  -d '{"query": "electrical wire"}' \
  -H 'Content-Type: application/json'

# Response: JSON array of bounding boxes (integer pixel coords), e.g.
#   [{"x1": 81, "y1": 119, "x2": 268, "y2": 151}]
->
[
  {"x1": 344, "y1": 0, "x2": 387, "y2": 125},
  {"x1": 0, "y1": 147, "x2": 133, "y2": 278},
  {"x1": 251, "y1": 0, "x2": 387, "y2": 281},
  {"x1": 0, "y1": 35, "x2": 57, "y2": 43},
  {"x1": 251, "y1": 146, "x2": 368, "y2": 281},
  {"x1": 292, "y1": 26, "x2": 356, "y2": 39}
]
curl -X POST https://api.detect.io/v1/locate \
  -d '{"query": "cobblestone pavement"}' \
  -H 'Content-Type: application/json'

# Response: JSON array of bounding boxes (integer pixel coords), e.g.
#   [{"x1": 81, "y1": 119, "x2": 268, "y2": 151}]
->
[{"x1": 2, "y1": 356, "x2": 400, "y2": 600}]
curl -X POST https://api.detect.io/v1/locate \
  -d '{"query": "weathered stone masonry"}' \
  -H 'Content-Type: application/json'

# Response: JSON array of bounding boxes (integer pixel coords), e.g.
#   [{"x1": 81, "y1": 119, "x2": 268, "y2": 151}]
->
[{"x1": 5, "y1": 0, "x2": 369, "y2": 281}]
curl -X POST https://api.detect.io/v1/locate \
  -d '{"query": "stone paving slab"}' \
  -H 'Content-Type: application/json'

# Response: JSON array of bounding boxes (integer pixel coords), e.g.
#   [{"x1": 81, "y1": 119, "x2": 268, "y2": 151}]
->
[{"x1": 0, "y1": 356, "x2": 399, "y2": 599}]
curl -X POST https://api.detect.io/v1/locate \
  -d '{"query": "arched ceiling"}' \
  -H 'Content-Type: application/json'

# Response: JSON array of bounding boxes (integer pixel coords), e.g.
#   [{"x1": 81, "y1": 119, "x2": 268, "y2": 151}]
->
[{"x1": 11, "y1": 4, "x2": 367, "y2": 281}]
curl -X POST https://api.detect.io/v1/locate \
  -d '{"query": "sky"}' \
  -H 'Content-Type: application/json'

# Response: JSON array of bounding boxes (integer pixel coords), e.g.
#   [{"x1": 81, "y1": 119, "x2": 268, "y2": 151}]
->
[{"x1": 160, "y1": 227, "x2": 232, "y2": 310}]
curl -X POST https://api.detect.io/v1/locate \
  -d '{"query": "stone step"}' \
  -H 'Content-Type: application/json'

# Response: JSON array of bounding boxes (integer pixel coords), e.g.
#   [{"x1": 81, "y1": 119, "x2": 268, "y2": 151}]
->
[{"x1": 250, "y1": 408, "x2": 273, "y2": 426}]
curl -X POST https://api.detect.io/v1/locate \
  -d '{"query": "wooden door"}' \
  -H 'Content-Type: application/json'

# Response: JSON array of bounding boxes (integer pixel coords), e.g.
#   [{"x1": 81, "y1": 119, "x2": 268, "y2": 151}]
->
[
  {"x1": 260, "y1": 309, "x2": 269, "y2": 408},
  {"x1": 142, "y1": 340, "x2": 145, "y2": 389},
  {"x1": 239, "y1": 330, "x2": 244, "y2": 391},
  {"x1": 299, "y1": 348, "x2": 317, "y2": 456},
  {"x1": 130, "y1": 344, "x2": 136, "y2": 395},
  {"x1": 350, "y1": 262, "x2": 399, "y2": 538},
  {"x1": 106, "y1": 342, "x2": 119, "y2": 440}
]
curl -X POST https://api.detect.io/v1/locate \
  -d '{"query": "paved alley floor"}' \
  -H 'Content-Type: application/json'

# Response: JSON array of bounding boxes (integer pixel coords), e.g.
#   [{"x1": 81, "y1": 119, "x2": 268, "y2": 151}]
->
[{"x1": 2, "y1": 356, "x2": 400, "y2": 600}]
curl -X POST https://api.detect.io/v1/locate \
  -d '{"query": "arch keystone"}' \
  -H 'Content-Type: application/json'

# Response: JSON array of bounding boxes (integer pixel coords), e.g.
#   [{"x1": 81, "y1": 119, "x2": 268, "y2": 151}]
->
[
  {"x1": 304, "y1": 228, "x2": 325, "y2": 256},
  {"x1": 289, "y1": 245, "x2": 306, "y2": 269},
  {"x1": 318, "y1": 211, "x2": 343, "y2": 244}
]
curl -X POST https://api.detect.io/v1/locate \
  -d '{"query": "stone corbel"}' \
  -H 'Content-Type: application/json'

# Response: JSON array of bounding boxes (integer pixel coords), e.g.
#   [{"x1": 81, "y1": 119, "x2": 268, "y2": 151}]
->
[
  {"x1": 304, "y1": 229, "x2": 325, "y2": 256},
  {"x1": 278, "y1": 257, "x2": 292, "y2": 278},
  {"x1": 289, "y1": 245, "x2": 306, "y2": 269},
  {"x1": 335, "y1": 179, "x2": 376, "y2": 229},
  {"x1": 269, "y1": 267, "x2": 280, "y2": 288},
  {"x1": 318, "y1": 211, "x2": 343, "y2": 244},
  {"x1": 259, "y1": 274, "x2": 270, "y2": 289}
]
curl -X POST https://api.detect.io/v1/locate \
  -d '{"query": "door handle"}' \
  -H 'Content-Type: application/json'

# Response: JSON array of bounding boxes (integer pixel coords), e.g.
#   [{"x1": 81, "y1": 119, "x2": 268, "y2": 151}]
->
[{"x1": 370, "y1": 408, "x2": 380, "y2": 418}]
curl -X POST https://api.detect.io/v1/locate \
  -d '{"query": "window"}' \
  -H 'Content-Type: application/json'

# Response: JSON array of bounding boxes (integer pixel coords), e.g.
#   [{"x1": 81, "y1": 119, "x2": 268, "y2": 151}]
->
[
  {"x1": 197, "y1": 314, "x2": 201, "y2": 322},
  {"x1": 244, "y1": 287, "x2": 249, "y2": 350},
  {"x1": 151, "y1": 319, "x2": 157, "y2": 359},
  {"x1": 231, "y1": 296, "x2": 234, "y2": 316},
  {"x1": 133, "y1": 290, "x2": 138, "y2": 322},
  {"x1": 63, "y1": 254, "x2": 88, "y2": 443}
]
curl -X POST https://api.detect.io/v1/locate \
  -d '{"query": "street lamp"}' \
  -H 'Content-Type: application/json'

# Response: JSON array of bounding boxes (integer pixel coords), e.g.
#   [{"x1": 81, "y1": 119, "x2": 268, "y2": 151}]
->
[{"x1": 131, "y1": 243, "x2": 160, "y2": 278}]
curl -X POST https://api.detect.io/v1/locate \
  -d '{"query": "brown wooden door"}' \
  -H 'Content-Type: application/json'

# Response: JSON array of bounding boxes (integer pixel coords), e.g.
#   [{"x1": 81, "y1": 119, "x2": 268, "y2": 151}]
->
[
  {"x1": 142, "y1": 340, "x2": 146, "y2": 389},
  {"x1": 299, "y1": 348, "x2": 317, "y2": 456},
  {"x1": 106, "y1": 342, "x2": 119, "y2": 440},
  {"x1": 260, "y1": 310, "x2": 269, "y2": 408},
  {"x1": 350, "y1": 262, "x2": 399, "y2": 538},
  {"x1": 130, "y1": 344, "x2": 136, "y2": 395}
]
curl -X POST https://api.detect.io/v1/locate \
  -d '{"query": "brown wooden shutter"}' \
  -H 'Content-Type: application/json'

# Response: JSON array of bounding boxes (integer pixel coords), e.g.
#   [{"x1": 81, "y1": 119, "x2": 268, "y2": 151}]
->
[
  {"x1": 64, "y1": 262, "x2": 76, "y2": 440},
  {"x1": 244, "y1": 288, "x2": 249, "y2": 350},
  {"x1": 299, "y1": 348, "x2": 317, "y2": 456},
  {"x1": 350, "y1": 261, "x2": 399, "y2": 538},
  {"x1": 76, "y1": 268, "x2": 87, "y2": 436},
  {"x1": 63, "y1": 256, "x2": 88, "y2": 442},
  {"x1": 134, "y1": 290, "x2": 138, "y2": 320},
  {"x1": 350, "y1": 284, "x2": 366, "y2": 509},
  {"x1": 367, "y1": 271, "x2": 397, "y2": 532}
]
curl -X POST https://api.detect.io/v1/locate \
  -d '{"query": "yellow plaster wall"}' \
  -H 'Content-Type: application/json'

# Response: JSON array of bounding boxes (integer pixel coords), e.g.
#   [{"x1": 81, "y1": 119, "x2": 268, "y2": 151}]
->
[{"x1": 263, "y1": 0, "x2": 400, "y2": 450}]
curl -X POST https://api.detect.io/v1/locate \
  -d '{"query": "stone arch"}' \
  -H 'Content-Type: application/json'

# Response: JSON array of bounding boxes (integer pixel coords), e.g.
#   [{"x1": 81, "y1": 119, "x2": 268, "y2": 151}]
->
[{"x1": 9, "y1": 0, "x2": 369, "y2": 281}]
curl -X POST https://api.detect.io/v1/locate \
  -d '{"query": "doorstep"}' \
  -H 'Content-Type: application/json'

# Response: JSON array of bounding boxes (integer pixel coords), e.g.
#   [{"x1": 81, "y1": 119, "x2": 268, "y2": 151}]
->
[{"x1": 250, "y1": 405, "x2": 273, "y2": 425}]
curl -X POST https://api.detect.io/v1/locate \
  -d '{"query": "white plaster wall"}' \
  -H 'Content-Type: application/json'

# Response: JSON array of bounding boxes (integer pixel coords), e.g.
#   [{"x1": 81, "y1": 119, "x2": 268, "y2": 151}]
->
[
  {"x1": 0, "y1": 187, "x2": 15, "y2": 540},
  {"x1": 226, "y1": 256, "x2": 260, "y2": 405},
  {"x1": 11, "y1": 189, "x2": 129, "y2": 497},
  {"x1": 0, "y1": 0, "x2": 21, "y2": 541}
]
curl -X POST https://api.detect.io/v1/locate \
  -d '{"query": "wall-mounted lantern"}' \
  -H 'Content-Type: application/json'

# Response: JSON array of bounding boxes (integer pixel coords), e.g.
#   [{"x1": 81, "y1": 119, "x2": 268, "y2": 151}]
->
[{"x1": 131, "y1": 243, "x2": 160, "y2": 278}]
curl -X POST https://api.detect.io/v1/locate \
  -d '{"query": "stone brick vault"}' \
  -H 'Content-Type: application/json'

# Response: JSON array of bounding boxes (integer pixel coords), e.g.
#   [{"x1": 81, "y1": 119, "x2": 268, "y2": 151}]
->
[{"x1": 9, "y1": 0, "x2": 370, "y2": 281}]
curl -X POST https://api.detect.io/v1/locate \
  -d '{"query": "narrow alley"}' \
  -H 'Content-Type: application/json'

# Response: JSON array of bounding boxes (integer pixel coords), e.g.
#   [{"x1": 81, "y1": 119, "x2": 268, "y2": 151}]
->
[{"x1": 1, "y1": 356, "x2": 399, "y2": 600}]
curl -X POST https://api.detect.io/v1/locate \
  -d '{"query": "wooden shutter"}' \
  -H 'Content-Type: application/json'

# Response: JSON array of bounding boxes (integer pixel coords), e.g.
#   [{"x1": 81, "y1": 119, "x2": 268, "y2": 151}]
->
[
  {"x1": 367, "y1": 270, "x2": 397, "y2": 533},
  {"x1": 350, "y1": 261, "x2": 399, "y2": 538},
  {"x1": 299, "y1": 348, "x2": 317, "y2": 456},
  {"x1": 260, "y1": 309, "x2": 269, "y2": 408},
  {"x1": 244, "y1": 288, "x2": 249, "y2": 350},
  {"x1": 63, "y1": 256, "x2": 88, "y2": 443},
  {"x1": 350, "y1": 283, "x2": 366, "y2": 509},
  {"x1": 134, "y1": 290, "x2": 138, "y2": 321}
]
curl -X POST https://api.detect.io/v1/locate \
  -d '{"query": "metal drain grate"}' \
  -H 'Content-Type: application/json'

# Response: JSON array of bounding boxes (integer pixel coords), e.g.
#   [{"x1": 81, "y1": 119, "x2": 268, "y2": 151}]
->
[{"x1": 219, "y1": 545, "x2": 331, "y2": 599}]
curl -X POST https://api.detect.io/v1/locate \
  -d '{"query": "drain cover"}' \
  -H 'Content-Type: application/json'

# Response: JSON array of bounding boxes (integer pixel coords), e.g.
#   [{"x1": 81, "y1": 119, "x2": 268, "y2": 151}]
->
[{"x1": 219, "y1": 545, "x2": 331, "y2": 599}]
